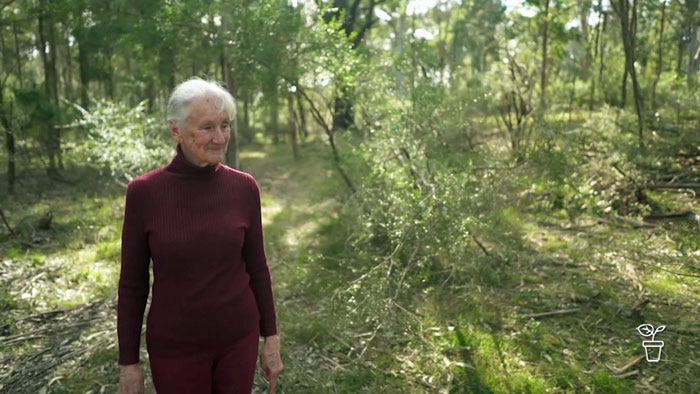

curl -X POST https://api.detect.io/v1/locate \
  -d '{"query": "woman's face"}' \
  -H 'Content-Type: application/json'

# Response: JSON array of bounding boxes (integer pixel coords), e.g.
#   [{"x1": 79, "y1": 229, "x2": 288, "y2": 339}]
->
[{"x1": 170, "y1": 96, "x2": 231, "y2": 167}]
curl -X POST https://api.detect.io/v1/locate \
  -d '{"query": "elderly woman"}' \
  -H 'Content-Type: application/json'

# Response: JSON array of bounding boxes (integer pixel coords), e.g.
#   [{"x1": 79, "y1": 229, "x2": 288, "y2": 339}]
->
[{"x1": 117, "y1": 77, "x2": 282, "y2": 394}]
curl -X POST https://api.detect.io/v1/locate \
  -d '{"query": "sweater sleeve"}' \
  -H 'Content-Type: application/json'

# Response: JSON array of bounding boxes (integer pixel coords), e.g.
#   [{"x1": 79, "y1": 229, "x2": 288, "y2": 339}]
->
[
  {"x1": 117, "y1": 179, "x2": 151, "y2": 365},
  {"x1": 242, "y1": 175, "x2": 278, "y2": 337}
]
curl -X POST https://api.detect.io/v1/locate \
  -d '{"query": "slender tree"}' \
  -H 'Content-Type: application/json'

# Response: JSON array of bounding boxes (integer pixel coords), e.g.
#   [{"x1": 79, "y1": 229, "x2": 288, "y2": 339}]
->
[
  {"x1": 36, "y1": 0, "x2": 62, "y2": 176},
  {"x1": 612, "y1": 0, "x2": 645, "y2": 146},
  {"x1": 650, "y1": 0, "x2": 668, "y2": 111},
  {"x1": 540, "y1": 0, "x2": 551, "y2": 110},
  {"x1": 318, "y1": 0, "x2": 385, "y2": 131},
  {"x1": 682, "y1": 0, "x2": 699, "y2": 87}
]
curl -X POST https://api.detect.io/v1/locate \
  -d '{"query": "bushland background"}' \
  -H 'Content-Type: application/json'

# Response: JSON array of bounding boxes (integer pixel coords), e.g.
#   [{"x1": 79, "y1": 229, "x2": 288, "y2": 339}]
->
[{"x1": 1, "y1": 0, "x2": 699, "y2": 393}]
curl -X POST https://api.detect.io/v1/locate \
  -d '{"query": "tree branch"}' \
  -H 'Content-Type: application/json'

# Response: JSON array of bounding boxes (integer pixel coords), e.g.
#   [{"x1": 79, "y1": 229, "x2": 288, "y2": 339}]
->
[
  {"x1": 296, "y1": 85, "x2": 357, "y2": 193},
  {"x1": 0, "y1": 207, "x2": 15, "y2": 236}
]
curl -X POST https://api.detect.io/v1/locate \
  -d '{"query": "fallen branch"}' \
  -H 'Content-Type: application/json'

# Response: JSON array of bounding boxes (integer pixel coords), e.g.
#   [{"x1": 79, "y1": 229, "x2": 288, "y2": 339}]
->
[
  {"x1": 648, "y1": 182, "x2": 700, "y2": 190},
  {"x1": 521, "y1": 308, "x2": 580, "y2": 320},
  {"x1": 634, "y1": 258, "x2": 700, "y2": 278},
  {"x1": 595, "y1": 216, "x2": 654, "y2": 229},
  {"x1": 613, "y1": 370, "x2": 639, "y2": 379},
  {"x1": 296, "y1": 85, "x2": 357, "y2": 194},
  {"x1": 607, "y1": 355, "x2": 644, "y2": 375},
  {"x1": 644, "y1": 211, "x2": 698, "y2": 224}
]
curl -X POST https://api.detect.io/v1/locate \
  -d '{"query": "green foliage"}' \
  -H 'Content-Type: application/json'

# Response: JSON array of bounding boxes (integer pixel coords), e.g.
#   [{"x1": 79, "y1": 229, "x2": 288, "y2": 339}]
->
[
  {"x1": 3, "y1": 1, "x2": 700, "y2": 392},
  {"x1": 71, "y1": 100, "x2": 171, "y2": 183}
]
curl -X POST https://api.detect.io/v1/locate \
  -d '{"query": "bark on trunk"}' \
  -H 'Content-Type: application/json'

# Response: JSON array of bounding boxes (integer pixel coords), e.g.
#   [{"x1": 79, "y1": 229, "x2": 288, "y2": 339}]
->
[
  {"x1": 37, "y1": 11, "x2": 62, "y2": 176},
  {"x1": 0, "y1": 88, "x2": 15, "y2": 194},
  {"x1": 287, "y1": 92, "x2": 299, "y2": 160},
  {"x1": 650, "y1": 1, "x2": 668, "y2": 111},
  {"x1": 685, "y1": 0, "x2": 700, "y2": 87},
  {"x1": 539, "y1": 0, "x2": 551, "y2": 110},
  {"x1": 221, "y1": 50, "x2": 240, "y2": 169},
  {"x1": 613, "y1": 0, "x2": 645, "y2": 146}
]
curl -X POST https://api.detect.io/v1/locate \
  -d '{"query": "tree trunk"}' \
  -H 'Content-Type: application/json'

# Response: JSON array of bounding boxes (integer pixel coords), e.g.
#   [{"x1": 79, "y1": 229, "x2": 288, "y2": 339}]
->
[
  {"x1": 650, "y1": 1, "x2": 667, "y2": 111},
  {"x1": 579, "y1": 0, "x2": 592, "y2": 76},
  {"x1": 13, "y1": 23, "x2": 23, "y2": 89},
  {"x1": 613, "y1": 0, "x2": 645, "y2": 146},
  {"x1": 588, "y1": 0, "x2": 604, "y2": 110},
  {"x1": 295, "y1": 91, "x2": 308, "y2": 141},
  {"x1": 323, "y1": 0, "x2": 380, "y2": 132},
  {"x1": 60, "y1": 30, "x2": 73, "y2": 104},
  {"x1": 287, "y1": 92, "x2": 299, "y2": 160},
  {"x1": 159, "y1": 45, "x2": 176, "y2": 92},
  {"x1": 677, "y1": 31, "x2": 685, "y2": 76},
  {"x1": 75, "y1": 25, "x2": 90, "y2": 109},
  {"x1": 597, "y1": 10, "x2": 608, "y2": 105},
  {"x1": 104, "y1": 46, "x2": 116, "y2": 100},
  {"x1": 332, "y1": 93, "x2": 354, "y2": 132},
  {"x1": 298, "y1": 85, "x2": 356, "y2": 193},
  {"x1": 539, "y1": 0, "x2": 551, "y2": 110},
  {"x1": 621, "y1": 66, "x2": 628, "y2": 107},
  {"x1": 37, "y1": 11, "x2": 62, "y2": 177},
  {"x1": 685, "y1": 0, "x2": 700, "y2": 87},
  {"x1": 0, "y1": 87, "x2": 15, "y2": 194},
  {"x1": 242, "y1": 97, "x2": 251, "y2": 143},
  {"x1": 221, "y1": 50, "x2": 240, "y2": 169},
  {"x1": 270, "y1": 91, "x2": 280, "y2": 144}
]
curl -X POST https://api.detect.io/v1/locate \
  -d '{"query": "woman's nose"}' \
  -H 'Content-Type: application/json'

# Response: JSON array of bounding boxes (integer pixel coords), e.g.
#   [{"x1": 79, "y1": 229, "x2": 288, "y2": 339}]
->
[{"x1": 212, "y1": 127, "x2": 228, "y2": 144}]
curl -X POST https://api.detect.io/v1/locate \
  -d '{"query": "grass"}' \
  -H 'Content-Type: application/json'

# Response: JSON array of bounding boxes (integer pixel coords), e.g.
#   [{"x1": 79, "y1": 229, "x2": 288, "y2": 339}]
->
[{"x1": 1, "y1": 124, "x2": 700, "y2": 393}]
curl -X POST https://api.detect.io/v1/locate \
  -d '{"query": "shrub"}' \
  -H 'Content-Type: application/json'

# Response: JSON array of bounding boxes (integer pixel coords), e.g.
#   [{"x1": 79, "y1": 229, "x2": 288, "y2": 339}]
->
[{"x1": 71, "y1": 100, "x2": 171, "y2": 184}]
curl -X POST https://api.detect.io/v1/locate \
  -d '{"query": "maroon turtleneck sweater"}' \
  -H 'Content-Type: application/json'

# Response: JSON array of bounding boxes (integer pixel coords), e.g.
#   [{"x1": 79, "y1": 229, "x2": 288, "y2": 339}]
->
[{"x1": 117, "y1": 146, "x2": 277, "y2": 365}]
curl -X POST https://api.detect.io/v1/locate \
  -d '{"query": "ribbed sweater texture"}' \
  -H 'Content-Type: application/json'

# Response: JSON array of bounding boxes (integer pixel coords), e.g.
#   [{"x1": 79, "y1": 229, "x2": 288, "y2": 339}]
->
[{"x1": 117, "y1": 146, "x2": 277, "y2": 365}]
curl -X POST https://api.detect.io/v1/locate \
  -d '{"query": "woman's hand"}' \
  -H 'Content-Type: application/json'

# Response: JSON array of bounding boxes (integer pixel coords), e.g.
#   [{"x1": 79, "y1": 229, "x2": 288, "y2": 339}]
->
[
  {"x1": 260, "y1": 335, "x2": 283, "y2": 394},
  {"x1": 118, "y1": 364, "x2": 144, "y2": 394}
]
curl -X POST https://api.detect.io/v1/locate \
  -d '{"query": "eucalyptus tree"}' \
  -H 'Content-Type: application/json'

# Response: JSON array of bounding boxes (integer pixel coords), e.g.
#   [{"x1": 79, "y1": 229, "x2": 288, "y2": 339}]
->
[
  {"x1": 34, "y1": 0, "x2": 68, "y2": 176},
  {"x1": 537, "y1": 0, "x2": 551, "y2": 109},
  {"x1": 454, "y1": 0, "x2": 505, "y2": 76},
  {"x1": 0, "y1": 0, "x2": 19, "y2": 192},
  {"x1": 316, "y1": 0, "x2": 386, "y2": 131},
  {"x1": 68, "y1": 0, "x2": 133, "y2": 107},
  {"x1": 678, "y1": 0, "x2": 700, "y2": 86},
  {"x1": 577, "y1": 0, "x2": 594, "y2": 73},
  {"x1": 650, "y1": 0, "x2": 670, "y2": 111},
  {"x1": 224, "y1": 0, "x2": 304, "y2": 161},
  {"x1": 611, "y1": 0, "x2": 645, "y2": 146},
  {"x1": 588, "y1": 0, "x2": 609, "y2": 108}
]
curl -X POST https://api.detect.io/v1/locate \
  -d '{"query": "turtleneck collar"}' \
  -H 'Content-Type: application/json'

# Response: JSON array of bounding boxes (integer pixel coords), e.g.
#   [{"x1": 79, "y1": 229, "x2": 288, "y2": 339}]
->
[{"x1": 166, "y1": 144, "x2": 222, "y2": 178}]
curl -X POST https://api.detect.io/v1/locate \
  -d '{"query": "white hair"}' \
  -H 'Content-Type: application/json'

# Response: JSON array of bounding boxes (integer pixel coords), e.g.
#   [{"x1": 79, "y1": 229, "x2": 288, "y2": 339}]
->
[{"x1": 166, "y1": 77, "x2": 236, "y2": 127}]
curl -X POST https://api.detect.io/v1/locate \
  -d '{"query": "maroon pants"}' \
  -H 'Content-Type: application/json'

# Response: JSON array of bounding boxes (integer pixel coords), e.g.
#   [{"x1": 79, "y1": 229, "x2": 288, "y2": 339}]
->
[{"x1": 149, "y1": 328, "x2": 259, "y2": 394}]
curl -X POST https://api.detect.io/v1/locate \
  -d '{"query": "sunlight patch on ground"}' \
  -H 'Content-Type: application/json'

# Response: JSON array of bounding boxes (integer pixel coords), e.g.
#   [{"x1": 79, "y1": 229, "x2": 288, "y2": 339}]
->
[
  {"x1": 5, "y1": 249, "x2": 118, "y2": 310},
  {"x1": 283, "y1": 220, "x2": 318, "y2": 247},
  {"x1": 239, "y1": 151, "x2": 268, "y2": 160},
  {"x1": 260, "y1": 197, "x2": 284, "y2": 227},
  {"x1": 642, "y1": 273, "x2": 700, "y2": 302},
  {"x1": 282, "y1": 198, "x2": 336, "y2": 248}
]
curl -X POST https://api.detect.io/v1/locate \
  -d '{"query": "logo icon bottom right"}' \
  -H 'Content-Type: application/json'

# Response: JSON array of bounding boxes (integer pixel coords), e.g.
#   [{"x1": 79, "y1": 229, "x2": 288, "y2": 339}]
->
[{"x1": 637, "y1": 324, "x2": 665, "y2": 362}]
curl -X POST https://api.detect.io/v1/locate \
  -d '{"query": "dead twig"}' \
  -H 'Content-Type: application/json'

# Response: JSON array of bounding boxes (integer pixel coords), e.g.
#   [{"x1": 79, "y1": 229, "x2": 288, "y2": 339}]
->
[{"x1": 521, "y1": 308, "x2": 580, "y2": 320}]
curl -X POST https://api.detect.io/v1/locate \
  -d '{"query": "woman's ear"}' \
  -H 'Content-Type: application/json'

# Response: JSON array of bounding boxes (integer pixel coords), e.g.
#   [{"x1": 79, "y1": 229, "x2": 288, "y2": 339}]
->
[{"x1": 169, "y1": 120, "x2": 182, "y2": 143}]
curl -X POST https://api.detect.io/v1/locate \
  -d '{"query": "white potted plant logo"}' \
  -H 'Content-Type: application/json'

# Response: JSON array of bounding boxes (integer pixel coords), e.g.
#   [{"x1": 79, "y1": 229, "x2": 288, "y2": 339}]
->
[{"x1": 637, "y1": 324, "x2": 665, "y2": 362}]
